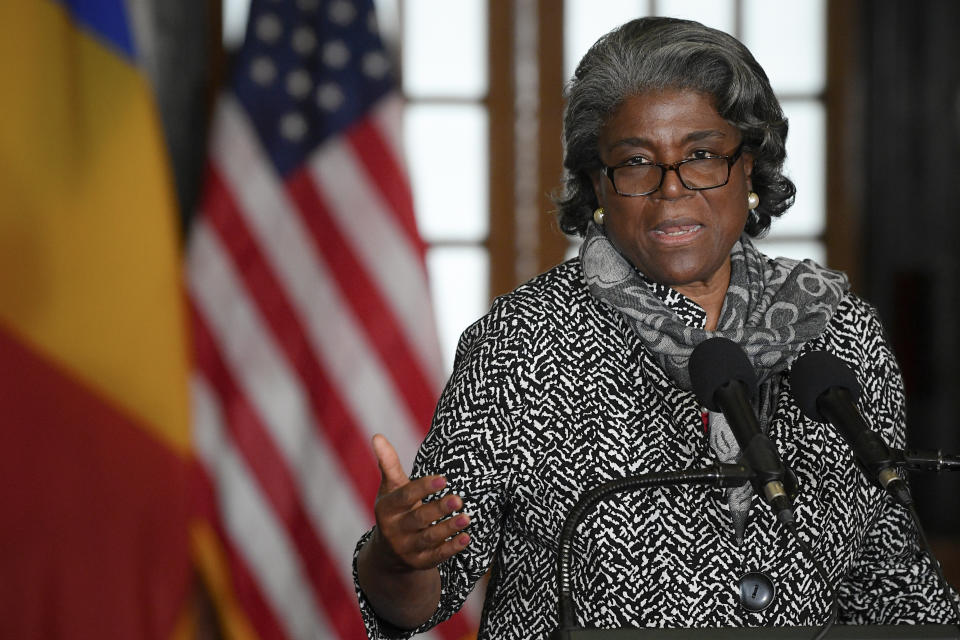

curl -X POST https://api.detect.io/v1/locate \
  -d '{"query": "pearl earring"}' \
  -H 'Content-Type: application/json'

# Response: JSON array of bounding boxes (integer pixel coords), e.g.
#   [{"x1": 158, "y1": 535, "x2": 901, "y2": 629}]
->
[
  {"x1": 593, "y1": 207, "x2": 606, "y2": 225},
  {"x1": 747, "y1": 192, "x2": 760, "y2": 210}
]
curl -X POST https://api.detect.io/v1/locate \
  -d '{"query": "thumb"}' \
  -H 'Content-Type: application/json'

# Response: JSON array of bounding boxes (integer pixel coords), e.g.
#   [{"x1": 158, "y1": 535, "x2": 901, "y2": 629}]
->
[{"x1": 372, "y1": 434, "x2": 409, "y2": 494}]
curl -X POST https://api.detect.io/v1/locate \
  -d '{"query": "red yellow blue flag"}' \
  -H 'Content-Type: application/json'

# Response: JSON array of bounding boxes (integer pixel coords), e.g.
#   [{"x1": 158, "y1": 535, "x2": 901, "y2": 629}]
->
[{"x1": 0, "y1": 1, "x2": 194, "y2": 638}]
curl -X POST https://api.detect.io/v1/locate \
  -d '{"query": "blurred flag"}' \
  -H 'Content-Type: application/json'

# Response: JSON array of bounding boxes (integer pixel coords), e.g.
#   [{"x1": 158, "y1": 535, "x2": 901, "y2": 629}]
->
[
  {"x1": 187, "y1": 0, "x2": 475, "y2": 638},
  {"x1": 0, "y1": 1, "x2": 193, "y2": 639}
]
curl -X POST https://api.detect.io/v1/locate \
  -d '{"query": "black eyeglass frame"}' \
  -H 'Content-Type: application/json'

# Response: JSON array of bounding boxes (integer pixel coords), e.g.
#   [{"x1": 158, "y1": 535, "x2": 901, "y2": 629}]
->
[{"x1": 600, "y1": 143, "x2": 745, "y2": 197}]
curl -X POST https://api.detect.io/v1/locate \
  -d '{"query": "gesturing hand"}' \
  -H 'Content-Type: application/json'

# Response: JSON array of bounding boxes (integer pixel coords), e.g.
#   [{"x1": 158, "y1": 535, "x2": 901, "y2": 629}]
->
[{"x1": 369, "y1": 434, "x2": 471, "y2": 573}]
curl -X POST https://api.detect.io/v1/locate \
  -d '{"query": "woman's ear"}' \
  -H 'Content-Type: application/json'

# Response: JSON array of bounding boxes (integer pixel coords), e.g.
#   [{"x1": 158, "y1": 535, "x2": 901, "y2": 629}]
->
[
  {"x1": 743, "y1": 152, "x2": 755, "y2": 190},
  {"x1": 590, "y1": 168, "x2": 605, "y2": 205}
]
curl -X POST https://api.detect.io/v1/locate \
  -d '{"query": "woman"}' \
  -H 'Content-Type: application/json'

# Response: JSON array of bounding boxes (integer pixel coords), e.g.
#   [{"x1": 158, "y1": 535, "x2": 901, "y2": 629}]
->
[{"x1": 354, "y1": 17, "x2": 959, "y2": 638}]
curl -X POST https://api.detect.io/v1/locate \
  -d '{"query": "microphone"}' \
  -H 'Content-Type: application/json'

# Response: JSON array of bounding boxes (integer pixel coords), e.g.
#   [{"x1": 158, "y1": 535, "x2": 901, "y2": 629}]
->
[
  {"x1": 689, "y1": 337, "x2": 795, "y2": 525},
  {"x1": 891, "y1": 449, "x2": 960, "y2": 472},
  {"x1": 789, "y1": 350, "x2": 912, "y2": 507}
]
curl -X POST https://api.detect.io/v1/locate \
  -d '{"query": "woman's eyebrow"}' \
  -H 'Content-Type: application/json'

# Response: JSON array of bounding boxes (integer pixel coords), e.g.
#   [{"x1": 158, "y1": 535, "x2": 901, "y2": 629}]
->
[
  {"x1": 608, "y1": 129, "x2": 730, "y2": 151},
  {"x1": 608, "y1": 136, "x2": 653, "y2": 151},
  {"x1": 682, "y1": 129, "x2": 729, "y2": 143}
]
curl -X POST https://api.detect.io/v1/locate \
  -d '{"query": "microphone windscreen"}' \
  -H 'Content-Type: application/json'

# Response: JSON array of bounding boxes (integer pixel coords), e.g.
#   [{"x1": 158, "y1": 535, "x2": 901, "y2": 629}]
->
[
  {"x1": 789, "y1": 350, "x2": 863, "y2": 421},
  {"x1": 689, "y1": 337, "x2": 758, "y2": 411}
]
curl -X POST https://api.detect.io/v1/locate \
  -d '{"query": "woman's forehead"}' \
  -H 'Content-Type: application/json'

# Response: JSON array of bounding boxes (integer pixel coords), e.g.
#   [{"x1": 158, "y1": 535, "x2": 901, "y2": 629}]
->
[{"x1": 600, "y1": 89, "x2": 736, "y2": 150}]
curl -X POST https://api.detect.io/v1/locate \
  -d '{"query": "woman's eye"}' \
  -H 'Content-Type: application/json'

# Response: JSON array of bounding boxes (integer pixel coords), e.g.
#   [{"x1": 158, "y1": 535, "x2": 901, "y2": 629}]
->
[
  {"x1": 691, "y1": 149, "x2": 720, "y2": 160},
  {"x1": 624, "y1": 155, "x2": 652, "y2": 166}
]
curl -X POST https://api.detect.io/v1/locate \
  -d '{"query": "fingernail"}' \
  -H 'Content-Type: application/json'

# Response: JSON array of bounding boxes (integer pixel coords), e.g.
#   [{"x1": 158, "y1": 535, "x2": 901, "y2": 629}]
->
[
  {"x1": 458, "y1": 534, "x2": 470, "y2": 547},
  {"x1": 431, "y1": 477, "x2": 446, "y2": 490},
  {"x1": 445, "y1": 496, "x2": 461, "y2": 510},
  {"x1": 455, "y1": 515, "x2": 469, "y2": 528}
]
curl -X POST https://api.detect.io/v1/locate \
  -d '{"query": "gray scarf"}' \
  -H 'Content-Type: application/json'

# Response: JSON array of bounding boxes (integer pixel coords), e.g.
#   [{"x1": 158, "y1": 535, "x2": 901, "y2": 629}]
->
[{"x1": 580, "y1": 223, "x2": 849, "y2": 541}]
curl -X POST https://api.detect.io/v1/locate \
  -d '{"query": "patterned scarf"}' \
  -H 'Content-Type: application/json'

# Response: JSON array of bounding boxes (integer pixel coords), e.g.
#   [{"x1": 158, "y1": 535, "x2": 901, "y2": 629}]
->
[{"x1": 580, "y1": 223, "x2": 849, "y2": 542}]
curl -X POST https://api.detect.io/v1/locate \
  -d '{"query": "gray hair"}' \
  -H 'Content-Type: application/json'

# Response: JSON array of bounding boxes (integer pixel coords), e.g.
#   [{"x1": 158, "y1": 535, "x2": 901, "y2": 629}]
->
[{"x1": 556, "y1": 17, "x2": 795, "y2": 237}]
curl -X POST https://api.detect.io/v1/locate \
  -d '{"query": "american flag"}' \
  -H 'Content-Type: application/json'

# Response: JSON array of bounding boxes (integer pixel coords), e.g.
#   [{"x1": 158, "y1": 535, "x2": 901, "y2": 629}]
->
[{"x1": 187, "y1": 0, "x2": 477, "y2": 637}]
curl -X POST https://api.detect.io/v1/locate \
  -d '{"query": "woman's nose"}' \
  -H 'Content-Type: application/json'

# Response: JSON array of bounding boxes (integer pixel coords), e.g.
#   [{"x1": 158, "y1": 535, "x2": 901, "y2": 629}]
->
[{"x1": 656, "y1": 166, "x2": 690, "y2": 199}]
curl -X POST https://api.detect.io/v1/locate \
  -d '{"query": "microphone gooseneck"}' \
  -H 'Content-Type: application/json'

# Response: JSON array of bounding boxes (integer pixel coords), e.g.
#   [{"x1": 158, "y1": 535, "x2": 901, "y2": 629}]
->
[
  {"x1": 689, "y1": 337, "x2": 795, "y2": 525},
  {"x1": 905, "y1": 501, "x2": 960, "y2": 623},
  {"x1": 781, "y1": 519, "x2": 839, "y2": 640},
  {"x1": 891, "y1": 448, "x2": 960, "y2": 473},
  {"x1": 552, "y1": 464, "x2": 752, "y2": 638},
  {"x1": 789, "y1": 350, "x2": 912, "y2": 507},
  {"x1": 790, "y1": 350, "x2": 960, "y2": 623}
]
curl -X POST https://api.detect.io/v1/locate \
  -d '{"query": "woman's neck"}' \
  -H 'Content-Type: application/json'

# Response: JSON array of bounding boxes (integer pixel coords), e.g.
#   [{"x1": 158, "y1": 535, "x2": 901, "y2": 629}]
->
[{"x1": 672, "y1": 259, "x2": 731, "y2": 331}]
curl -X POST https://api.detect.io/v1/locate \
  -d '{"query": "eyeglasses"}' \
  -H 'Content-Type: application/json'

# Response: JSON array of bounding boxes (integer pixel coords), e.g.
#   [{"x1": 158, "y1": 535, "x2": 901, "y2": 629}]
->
[{"x1": 600, "y1": 144, "x2": 744, "y2": 197}]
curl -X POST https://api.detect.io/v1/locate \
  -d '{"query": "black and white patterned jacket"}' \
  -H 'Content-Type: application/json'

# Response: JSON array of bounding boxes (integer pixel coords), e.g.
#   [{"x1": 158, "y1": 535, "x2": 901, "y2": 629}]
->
[{"x1": 355, "y1": 258, "x2": 959, "y2": 638}]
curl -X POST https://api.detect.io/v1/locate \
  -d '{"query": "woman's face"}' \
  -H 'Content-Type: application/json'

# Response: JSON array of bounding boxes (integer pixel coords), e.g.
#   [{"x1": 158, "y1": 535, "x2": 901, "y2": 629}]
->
[{"x1": 591, "y1": 89, "x2": 753, "y2": 291}]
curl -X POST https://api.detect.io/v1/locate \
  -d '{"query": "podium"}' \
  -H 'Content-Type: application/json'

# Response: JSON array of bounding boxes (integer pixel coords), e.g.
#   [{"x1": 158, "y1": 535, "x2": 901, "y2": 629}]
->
[
  {"x1": 553, "y1": 467, "x2": 960, "y2": 640},
  {"x1": 557, "y1": 625, "x2": 960, "y2": 639}
]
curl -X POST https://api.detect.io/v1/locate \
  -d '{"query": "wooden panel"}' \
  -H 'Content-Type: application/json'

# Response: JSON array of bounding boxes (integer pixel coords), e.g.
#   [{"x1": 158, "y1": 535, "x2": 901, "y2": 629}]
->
[
  {"x1": 824, "y1": 0, "x2": 862, "y2": 290},
  {"x1": 537, "y1": 0, "x2": 569, "y2": 274},
  {"x1": 487, "y1": 0, "x2": 518, "y2": 298}
]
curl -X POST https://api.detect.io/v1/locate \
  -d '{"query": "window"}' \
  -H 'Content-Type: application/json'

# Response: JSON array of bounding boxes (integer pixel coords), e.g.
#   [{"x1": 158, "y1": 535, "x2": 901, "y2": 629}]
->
[
  {"x1": 228, "y1": 0, "x2": 832, "y2": 371},
  {"x1": 565, "y1": 0, "x2": 827, "y2": 264},
  {"x1": 395, "y1": 0, "x2": 491, "y2": 371}
]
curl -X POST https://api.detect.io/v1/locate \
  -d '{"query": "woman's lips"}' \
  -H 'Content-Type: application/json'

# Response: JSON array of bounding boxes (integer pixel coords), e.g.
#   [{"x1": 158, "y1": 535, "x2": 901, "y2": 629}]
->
[{"x1": 651, "y1": 223, "x2": 703, "y2": 242}]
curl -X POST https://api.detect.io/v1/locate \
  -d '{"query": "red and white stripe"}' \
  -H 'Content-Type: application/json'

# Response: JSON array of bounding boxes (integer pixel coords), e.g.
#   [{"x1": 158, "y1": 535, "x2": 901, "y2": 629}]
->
[{"x1": 188, "y1": 94, "x2": 477, "y2": 639}]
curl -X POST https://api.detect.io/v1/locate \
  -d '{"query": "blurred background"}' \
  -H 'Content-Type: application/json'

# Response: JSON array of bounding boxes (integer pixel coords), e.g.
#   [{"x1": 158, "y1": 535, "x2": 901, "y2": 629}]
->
[{"x1": 1, "y1": 0, "x2": 958, "y2": 638}]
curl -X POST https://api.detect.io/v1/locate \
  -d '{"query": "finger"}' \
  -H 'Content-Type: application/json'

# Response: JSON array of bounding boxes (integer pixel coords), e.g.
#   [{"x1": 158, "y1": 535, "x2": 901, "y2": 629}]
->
[
  {"x1": 378, "y1": 474, "x2": 448, "y2": 514},
  {"x1": 411, "y1": 513, "x2": 471, "y2": 552},
  {"x1": 400, "y1": 530, "x2": 471, "y2": 571},
  {"x1": 421, "y1": 532, "x2": 471, "y2": 567},
  {"x1": 400, "y1": 492, "x2": 463, "y2": 531},
  {"x1": 372, "y1": 434, "x2": 408, "y2": 494}
]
